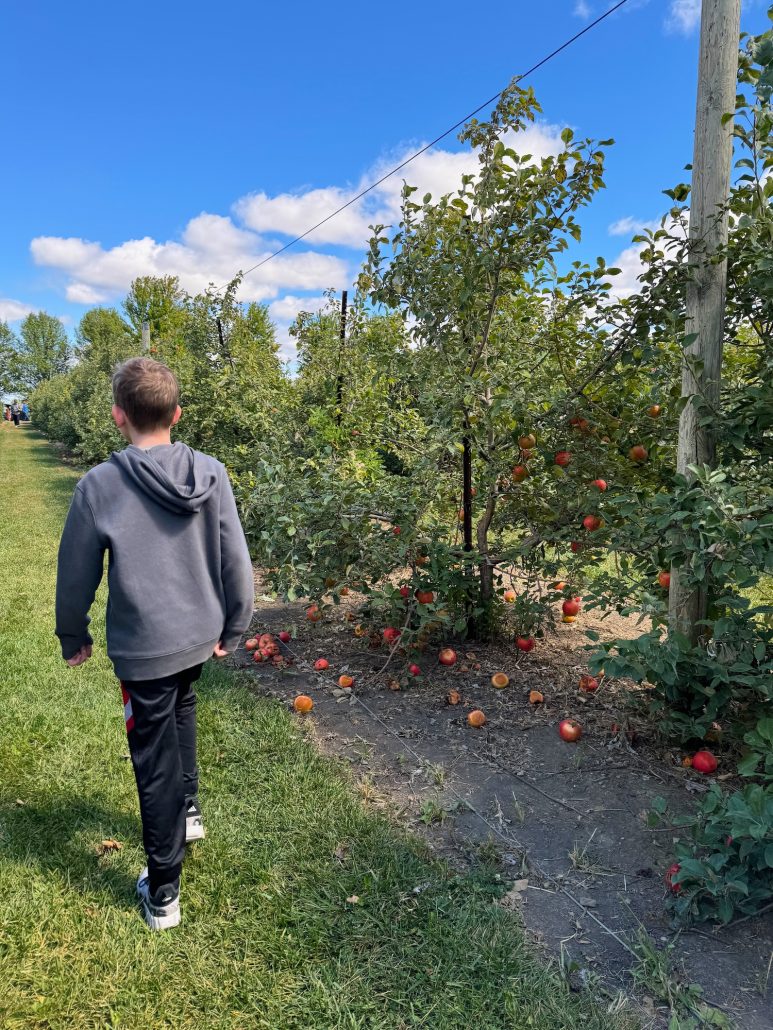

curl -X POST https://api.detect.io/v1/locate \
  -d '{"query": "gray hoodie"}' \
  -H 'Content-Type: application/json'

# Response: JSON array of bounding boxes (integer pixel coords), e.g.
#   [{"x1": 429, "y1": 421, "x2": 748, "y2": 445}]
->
[{"x1": 55, "y1": 443, "x2": 255, "y2": 681}]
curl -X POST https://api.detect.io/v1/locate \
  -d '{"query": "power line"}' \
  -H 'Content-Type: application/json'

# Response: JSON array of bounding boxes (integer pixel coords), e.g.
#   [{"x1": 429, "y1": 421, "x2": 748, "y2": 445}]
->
[{"x1": 220, "y1": 0, "x2": 630, "y2": 290}]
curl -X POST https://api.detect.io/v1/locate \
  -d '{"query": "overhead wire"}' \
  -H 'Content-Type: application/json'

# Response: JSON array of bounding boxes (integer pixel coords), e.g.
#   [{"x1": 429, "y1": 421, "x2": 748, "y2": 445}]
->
[{"x1": 215, "y1": 0, "x2": 630, "y2": 291}]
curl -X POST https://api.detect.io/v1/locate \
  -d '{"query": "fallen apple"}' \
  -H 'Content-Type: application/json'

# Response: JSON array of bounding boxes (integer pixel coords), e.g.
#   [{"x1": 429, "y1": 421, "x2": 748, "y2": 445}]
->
[
  {"x1": 279, "y1": 631, "x2": 291, "y2": 644},
  {"x1": 491, "y1": 672, "x2": 509, "y2": 689},
  {"x1": 516, "y1": 637, "x2": 535, "y2": 653},
  {"x1": 664, "y1": 863, "x2": 682, "y2": 893},
  {"x1": 467, "y1": 709, "x2": 487, "y2": 728},
  {"x1": 439, "y1": 648, "x2": 458, "y2": 666},
  {"x1": 408, "y1": 663, "x2": 421, "y2": 677},
  {"x1": 446, "y1": 689, "x2": 461, "y2": 705},
  {"x1": 245, "y1": 637, "x2": 258, "y2": 652},
  {"x1": 579, "y1": 675, "x2": 599, "y2": 692},
  {"x1": 562, "y1": 598, "x2": 581, "y2": 617},
  {"x1": 293, "y1": 695, "x2": 314, "y2": 713},
  {"x1": 558, "y1": 719, "x2": 582, "y2": 742},
  {"x1": 382, "y1": 627, "x2": 401, "y2": 645},
  {"x1": 562, "y1": 614, "x2": 577, "y2": 624},
  {"x1": 338, "y1": 675, "x2": 354, "y2": 690},
  {"x1": 313, "y1": 658, "x2": 329, "y2": 671},
  {"x1": 306, "y1": 605, "x2": 322, "y2": 622},
  {"x1": 691, "y1": 750, "x2": 718, "y2": 774},
  {"x1": 529, "y1": 689, "x2": 544, "y2": 704}
]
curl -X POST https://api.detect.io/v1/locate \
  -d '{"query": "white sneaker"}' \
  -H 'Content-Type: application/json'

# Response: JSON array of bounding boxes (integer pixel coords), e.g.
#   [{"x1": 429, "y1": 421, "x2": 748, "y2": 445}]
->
[
  {"x1": 186, "y1": 798, "x2": 206, "y2": 842},
  {"x1": 136, "y1": 867, "x2": 181, "y2": 930}
]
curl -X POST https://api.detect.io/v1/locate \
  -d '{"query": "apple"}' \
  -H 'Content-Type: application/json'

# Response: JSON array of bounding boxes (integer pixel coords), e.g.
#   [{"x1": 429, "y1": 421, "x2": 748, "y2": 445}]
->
[
  {"x1": 467, "y1": 709, "x2": 487, "y2": 728},
  {"x1": 529, "y1": 689, "x2": 544, "y2": 704},
  {"x1": 439, "y1": 648, "x2": 458, "y2": 666},
  {"x1": 516, "y1": 636, "x2": 535, "y2": 653},
  {"x1": 647, "y1": 404, "x2": 662, "y2": 418},
  {"x1": 558, "y1": 719, "x2": 582, "y2": 742},
  {"x1": 313, "y1": 658, "x2": 329, "y2": 671},
  {"x1": 562, "y1": 615, "x2": 577, "y2": 624},
  {"x1": 665, "y1": 863, "x2": 682, "y2": 894},
  {"x1": 383, "y1": 627, "x2": 401, "y2": 645},
  {"x1": 306, "y1": 605, "x2": 322, "y2": 622},
  {"x1": 279, "y1": 631, "x2": 291, "y2": 643},
  {"x1": 491, "y1": 672, "x2": 510, "y2": 689},
  {"x1": 591, "y1": 479, "x2": 608, "y2": 491},
  {"x1": 338, "y1": 675, "x2": 354, "y2": 689},
  {"x1": 293, "y1": 695, "x2": 313, "y2": 713},
  {"x1": 392, "y1": 525, "x2": 401, "y2": 535},
  {"x1": 245, "y1": 637, "x2": 258, "y2": 652},
  {"x1": 691, "y1": 750, "x2": 718, "y2": 775},
  {"x1": 512, "y1": 465, "x2": 528, "y2": 482},
  {"x1": 570, "y1": 541, "x2": 583, "y2": 554},
  {"x1": 399, "y1": 585, "x2": 411, "y2": 599},
  {"x1": 503, "y1": 588, "x2": 516, "y2": 603},
  {"x1": 415, "y1": 589, "x2": 434, "y2": 605},
  {"x1": 562, "y1": 598, "x2": 581, "y2": 617},
  {"x1": 339, "y1": 586, "x2": 349, "y2": 596},
  {"x1": 554, "y1": 450, "x2": 572, "y2": 467},
  {"x1": 408, "y1": 663, "x2": 421, "y2": 677},
  {"x1": 579, "y1": 675, "x2": 599, "y2": 692},
  {"x1": 518, "y1": 434, "x2": 536, "y2": 449},
  {"x1": 629, "y1": 444, "x2": 648, "y2": 463},
  {"x1": 658, "y1": 570, "x2": 671, "y2": 590},
  {"x1": 582, "y1": 515, "x2": 602, "y2": 532}
]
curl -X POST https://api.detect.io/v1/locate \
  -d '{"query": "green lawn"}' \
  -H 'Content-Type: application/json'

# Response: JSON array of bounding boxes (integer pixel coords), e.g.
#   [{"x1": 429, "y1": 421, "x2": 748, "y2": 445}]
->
[{"x1": 0, "y1": 424, "x2": 633, "y2": 1030}]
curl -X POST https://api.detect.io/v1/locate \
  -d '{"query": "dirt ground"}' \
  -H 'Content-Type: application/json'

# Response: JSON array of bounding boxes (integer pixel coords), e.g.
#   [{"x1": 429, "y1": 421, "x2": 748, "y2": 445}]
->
[{"x1": 230, "y1": 573, "x2": 773, "y2": 1030}]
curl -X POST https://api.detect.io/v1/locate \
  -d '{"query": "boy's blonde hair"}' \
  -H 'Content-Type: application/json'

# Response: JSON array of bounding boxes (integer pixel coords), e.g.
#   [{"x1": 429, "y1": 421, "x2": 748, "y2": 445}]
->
[{"x1": 112, "y1": 357, "x2": 179, "y2": 432}]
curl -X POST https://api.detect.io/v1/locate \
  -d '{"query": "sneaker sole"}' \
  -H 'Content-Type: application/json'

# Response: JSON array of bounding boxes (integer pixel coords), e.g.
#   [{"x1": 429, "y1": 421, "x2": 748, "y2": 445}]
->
[
  {"x1": 140, "y1": 897, "x2": 181, "y2": 931},
  {"x1": 186, "y1": 823, "x2": 206, "y2": 843}
]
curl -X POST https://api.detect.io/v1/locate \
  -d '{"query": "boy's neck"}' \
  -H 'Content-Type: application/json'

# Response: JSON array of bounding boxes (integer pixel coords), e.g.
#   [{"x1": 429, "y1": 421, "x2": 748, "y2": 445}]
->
[{"x1": 128, "y1": 429, "x2": 173, "y2": 449}]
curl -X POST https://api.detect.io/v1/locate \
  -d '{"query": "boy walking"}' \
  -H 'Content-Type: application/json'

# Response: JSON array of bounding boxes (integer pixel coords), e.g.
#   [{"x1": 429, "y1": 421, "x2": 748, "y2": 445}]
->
[{"x1": 55, "y1": 357, "x2": 254, "y2": 930}]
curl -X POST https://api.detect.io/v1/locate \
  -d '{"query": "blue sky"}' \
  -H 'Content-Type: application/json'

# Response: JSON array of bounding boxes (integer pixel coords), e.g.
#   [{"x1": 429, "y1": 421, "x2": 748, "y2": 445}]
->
[{"x1": 0, "y1": 1, "x2": 767, "y2": 357}]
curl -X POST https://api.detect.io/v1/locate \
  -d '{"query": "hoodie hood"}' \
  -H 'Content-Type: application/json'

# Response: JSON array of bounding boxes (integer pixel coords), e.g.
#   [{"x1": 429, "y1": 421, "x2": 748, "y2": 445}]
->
[{"x1": 110, "y1": 443, "x2": 218, "y2": 515}]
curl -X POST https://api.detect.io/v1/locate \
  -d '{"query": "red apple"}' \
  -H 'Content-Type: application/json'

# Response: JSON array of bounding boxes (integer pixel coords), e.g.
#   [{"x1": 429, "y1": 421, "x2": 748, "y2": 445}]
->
[
  {"x1": 647, "y1": 404, "x2": 662, "y2": 418},
  {"x1": 629, "y1": 444, "x2": 648, "y2": 463},
  {"x1": 658, "y1": 570, "x2": 671, "y2": 590},
  {"x1": 439, "y1": 648, "x2": 458, "y2": 666},
  {"x1": 313, "y1": 658, "x2": 329, "y2": 671},
  {"x1": 591, "y1": 479, "x2": 607, "y2": 491},
  {"x1": 245, "y1": 637, "x2": 258, "y2": 652},
  {"x1": 392, "y1": 525, "x2": 401, "y2": 535},
  {"x1": 582, "y1": 515, "x2": 602, "y2": 532},
  {"x1": 570, "y1": 541, "x2": 583, "y2": 553},
  {"x1": 516, "y1": 636, "x2": 535, "y2": 653},
  {"x1": 691, "y1": 750, "x2": 718, "y2": 775},
  {"x1": 512, "y1": 465, "x2": 528, "y2": 482},
  {"x1": 562, "y1": 598, "x2": 581, "y2": 617},
  {"x1": 279, "y1": 631, "x2": 291, "y2": 643},
  {"x1": 665, "y1": 863, "x2": 682, "y2": 893},
  {"x1": 408, "y1": 664, "x2": 421, "y2": 677},
  {"x1": 558, "y1": 719, "x2": 582, "y2": 742},
  {"x1": 306, "y1": 605, "x2": 321, "y2": 622},
  {"x1": 383, "y1": 627, "x2": 401, "y2": 645},
  {"x1": 415, "y1": 589, "x2": 434, "y2": 605},
  {"x1": 579, "y1": 675, "x2": 599, "y2": 692},
  {"x1": 555, "y1": 450, "x2": 572, "y2": 467},
  {"x1": 503, "y1": 588, "x2": 516, "y2": 603},
  {"x1": 338, "y1": 674, "x2": 354, "y2": 689},
  {"x1": 399, "y1": 585, "x2": 411, "y2": 599}
]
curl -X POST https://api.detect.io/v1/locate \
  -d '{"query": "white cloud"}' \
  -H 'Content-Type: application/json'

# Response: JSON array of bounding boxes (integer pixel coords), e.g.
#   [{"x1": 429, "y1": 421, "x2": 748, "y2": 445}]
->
[
  {"x1": 28, "y1": 121, "x2": 566, "y2": 358},
  {"x1": 607, "y1": 212, "x2": 689, "y2": 297},
  {"x1": 574, "y1": 0, "x2": 592, "y2": 19},
  {"x1": 0, "y1": 298, "x2": 34, "y2": 322},
  {"x1": 608, "y1": 215, "x2": 650, "y2": 236},
  {"x1": 665, "y1": 0, "x2": 700, "y2": 34}
]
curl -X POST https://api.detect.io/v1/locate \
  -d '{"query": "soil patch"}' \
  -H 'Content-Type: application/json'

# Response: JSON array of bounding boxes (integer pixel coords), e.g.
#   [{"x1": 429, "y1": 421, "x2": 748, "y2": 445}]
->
[{"x1": 231, "y1": 573, "x2": 773, "y2": 1029}]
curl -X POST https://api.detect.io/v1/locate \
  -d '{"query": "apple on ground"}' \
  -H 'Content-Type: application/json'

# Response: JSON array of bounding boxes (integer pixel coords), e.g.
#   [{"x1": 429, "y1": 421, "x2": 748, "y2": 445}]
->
[
  {"x1": 313, "y1": 658, "x2": 329, "y2": 671},
  {"x1": 558, "y1": 719, "x2": 582, "y2": 742},
  {"x1": 579, "y1": 675, "x2": 599, "y2": 692},
  {"x1": 279, "y1": 631, "x2": 291, "y2": 643},
  {"x1": 562, "y1": 598, "x2": 581, "y2": 617},
  {"x1": 439, "y1": 648, "x2": 458, "y2": 666},
  {"x1": 691, "y1": 750, "x2": 718, "y2": 774},
  {"x1": 408, "y1": 664, "x2": 421, "y2": 677},
  {"x1": 338, "y1": 675, "x2": 354, "y2": 689},
  {"x1": 516, "y1": 636, "x2": 535, "y2": 653}
]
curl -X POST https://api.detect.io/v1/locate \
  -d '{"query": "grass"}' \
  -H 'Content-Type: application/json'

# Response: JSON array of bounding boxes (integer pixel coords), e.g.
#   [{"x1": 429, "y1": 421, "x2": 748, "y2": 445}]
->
[{"x1": 0, "y1": 424, "x2": 635, "y2": 1029}]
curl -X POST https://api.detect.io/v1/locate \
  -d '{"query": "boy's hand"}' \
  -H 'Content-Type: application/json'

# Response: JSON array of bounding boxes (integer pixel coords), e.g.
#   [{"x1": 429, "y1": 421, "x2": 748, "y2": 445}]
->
[
  {"x1": 213, "y1": 641, "x2": 229, "y2": 658},
  {"x1": 66, "y1": 644, "x2": 93, "y2": 667}
]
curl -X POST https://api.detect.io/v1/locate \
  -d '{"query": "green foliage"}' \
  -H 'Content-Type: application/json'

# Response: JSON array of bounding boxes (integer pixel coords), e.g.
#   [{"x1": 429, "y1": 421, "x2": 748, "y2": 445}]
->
[{"x1": 13, "y1": 311, "x2": 71, "y2": 391}]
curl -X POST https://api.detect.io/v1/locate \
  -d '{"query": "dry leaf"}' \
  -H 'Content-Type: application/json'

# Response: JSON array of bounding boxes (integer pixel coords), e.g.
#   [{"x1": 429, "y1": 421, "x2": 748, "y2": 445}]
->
[
  {"x1": 96, "y1": 839, "x2": 123, "y2": 855},
  {"x1": 333, "y1": 843, "x2": 349, "y2": 864},
  {"x1": 345, "y1": 894, "x2": 360, "y2": 904}
]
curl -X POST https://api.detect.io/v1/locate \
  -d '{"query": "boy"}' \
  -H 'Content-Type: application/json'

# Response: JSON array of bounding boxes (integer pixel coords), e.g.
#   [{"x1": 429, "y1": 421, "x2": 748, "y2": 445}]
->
[{"x1": 55, "y1": 357, "x2": 254, "y2": 930}]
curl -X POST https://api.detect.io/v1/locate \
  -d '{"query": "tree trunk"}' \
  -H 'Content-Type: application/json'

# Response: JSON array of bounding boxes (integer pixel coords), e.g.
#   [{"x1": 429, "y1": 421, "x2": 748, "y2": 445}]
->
[{"x1": 668, "y1": 0, "x2": 740, "y2": 643}]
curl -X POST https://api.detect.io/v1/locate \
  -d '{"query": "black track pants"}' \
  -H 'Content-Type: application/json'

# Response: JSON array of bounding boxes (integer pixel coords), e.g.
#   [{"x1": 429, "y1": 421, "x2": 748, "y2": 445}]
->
[{"x1": 120, "y1": 663, "x2": 203, "y2": 892}]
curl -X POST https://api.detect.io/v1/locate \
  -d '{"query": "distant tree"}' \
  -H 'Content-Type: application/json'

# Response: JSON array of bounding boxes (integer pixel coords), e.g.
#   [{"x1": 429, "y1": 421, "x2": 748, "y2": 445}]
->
[
  {"x1": 0, "y1": 321, "x2": 18, "y2": 395},
  {"x1": 14, "y1": 312, "x2": 71, "y2": 390},
  {"x1": 75, "y1": 307, "x2": 135, "y2": 372},
  {"x1": 123, "y1": 276, "x2": 185, "y2": 341}
]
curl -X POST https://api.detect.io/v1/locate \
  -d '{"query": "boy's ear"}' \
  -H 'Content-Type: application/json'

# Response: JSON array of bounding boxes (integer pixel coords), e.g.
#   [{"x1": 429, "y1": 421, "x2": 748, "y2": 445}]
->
[
  {"x1": 111, "y1": 404, "x2": 126, "y2": 428},
  {"x1": 171, "y1": 405, "x2": 182, "y2": 427}
]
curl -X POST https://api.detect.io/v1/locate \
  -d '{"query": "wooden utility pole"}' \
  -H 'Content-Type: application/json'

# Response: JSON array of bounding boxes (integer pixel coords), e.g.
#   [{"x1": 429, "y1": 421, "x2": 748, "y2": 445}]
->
[
  {"x1": 336, "y1": 290, "x2": 347, "y2": 425},
  {"x1": 669, "y1": 0, "x2": 741, "y2": 639},
  {"x1": 141, "y1": 320, "x2": 151, "y2": 352}
]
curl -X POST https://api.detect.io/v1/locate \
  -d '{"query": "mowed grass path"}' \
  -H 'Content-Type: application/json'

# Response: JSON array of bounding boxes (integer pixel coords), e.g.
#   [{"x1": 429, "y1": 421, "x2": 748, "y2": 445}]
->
[{"x1": 0, "y1": 425, "x2": 632, "y2": 1030}]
